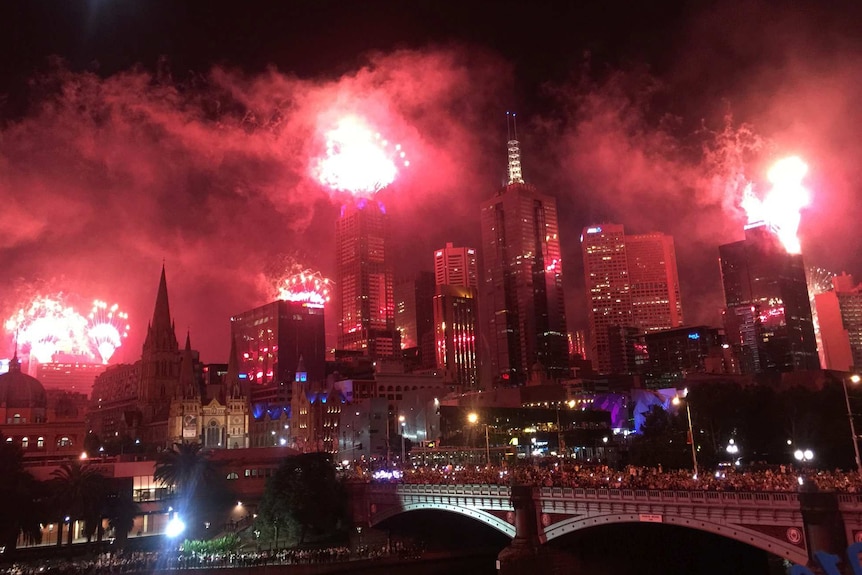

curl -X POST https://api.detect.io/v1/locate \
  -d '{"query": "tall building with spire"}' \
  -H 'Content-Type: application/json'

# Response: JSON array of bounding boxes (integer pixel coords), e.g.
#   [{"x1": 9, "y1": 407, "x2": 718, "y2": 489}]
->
[
  {"x1": 581, "y1": 224, "x2": 684, "y2": 374},
  {"x1": 335, "y1": 199, "x2": 400, "y2": 358},
  {"x1": 719, "y1": 224, "x2": 818, "y2": 373},
  {"x1": 479, "y1": 116, "x2": 569, "y2": 385}
]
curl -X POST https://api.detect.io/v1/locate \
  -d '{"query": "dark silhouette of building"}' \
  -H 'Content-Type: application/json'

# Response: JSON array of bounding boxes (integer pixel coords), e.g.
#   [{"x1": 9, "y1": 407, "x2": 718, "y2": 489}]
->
[
  {"x1": 395, "y1": 270, "x2": 436, "y2": 368},
  {"x1": 719, "y1": 224, "x2": 819, "y2": 373},
  {"x1": 336, "y1": 199, "x2": 400, "y2": 358},
  {"x1": 480, "y1": 125, "x2": 568, "y2": 386}
]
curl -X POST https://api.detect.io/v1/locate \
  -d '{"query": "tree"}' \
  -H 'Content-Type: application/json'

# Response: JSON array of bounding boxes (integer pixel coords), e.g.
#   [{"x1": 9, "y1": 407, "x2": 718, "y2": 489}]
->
[
  {"x1": 256, "y1": 452, "x2": 347, "y2": 546},
  {"x1": 154, "y1": 442, "x2": 227, "y2": 537},
  {"x1": 0, "y1": 439, "x2": 44, "y2": 556},
  {"x1": 104, "y1": 487, "x2": 141, "y2": 548},
  {"x1": 628, "y1": 405, "x2": 692, "y2": 469},
  {"x1": 49, "y1": 462, "x2": 109, "y2": 546}
]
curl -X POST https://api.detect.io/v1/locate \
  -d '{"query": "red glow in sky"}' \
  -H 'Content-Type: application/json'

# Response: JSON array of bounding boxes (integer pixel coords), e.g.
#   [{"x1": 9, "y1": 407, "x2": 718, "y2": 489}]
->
[{"x1": 741, "y1": 156, "x2": 810, "y2": 253}]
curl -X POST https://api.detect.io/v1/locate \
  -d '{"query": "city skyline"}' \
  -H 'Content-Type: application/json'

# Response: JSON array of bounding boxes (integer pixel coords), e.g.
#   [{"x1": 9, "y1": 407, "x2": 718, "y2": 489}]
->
[{"x1": 2, "y1": 1, "x2": 862, "y2": 364}]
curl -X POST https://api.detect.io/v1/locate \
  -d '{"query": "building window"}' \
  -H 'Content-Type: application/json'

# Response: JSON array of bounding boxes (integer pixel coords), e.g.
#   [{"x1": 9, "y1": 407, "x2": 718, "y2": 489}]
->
[
  {"x1": 226, "y1": 472, "x2": 239, "y2": 480},
  {"x1": 58, "y1": 437, "x2": 72, "y2": 447},
  {"x1": 12, "y1": 413, "x2": 21, "y2": 424},
  {"x1": 21, "y1": 437, "x2": 28, "y2": 449},
  {"x1": 37, "y1": 436, "x2": 44, "y2": 448}
]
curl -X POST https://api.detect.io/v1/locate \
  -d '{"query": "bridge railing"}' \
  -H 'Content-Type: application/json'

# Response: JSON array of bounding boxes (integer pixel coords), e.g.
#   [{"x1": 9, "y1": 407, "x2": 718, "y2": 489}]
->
[
  {"x1": 540, "y1": 486, "x2": 800, "y2": 507},
  {"x1": 366, "y1": 483, "x2": 511, "y2": 497}
]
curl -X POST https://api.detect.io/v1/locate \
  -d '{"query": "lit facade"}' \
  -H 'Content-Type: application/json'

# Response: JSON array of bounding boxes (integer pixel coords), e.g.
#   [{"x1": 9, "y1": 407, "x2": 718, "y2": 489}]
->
[
  {"x1": 719, "y1": 224, "x2": 819, "y2": 373},
  {"x1": 35, "y1": 362, "x2": 107, "y2": 396},
  {"x1": 434, "y1": 284, "x2": 479, "y2": 388},
  {"x1": 434, "y1": 242, "x2": 479, "y2": 288},
  {"x1": 816, "y1": 273, "x2": 862, "y2": 371},
  {"x1": 336, "y1": 200, "x2": 400, "y2": 358},
  {"x1": 581, "y1": 224, "x2": 684, "y2": 374},
  {"x1": 480, "y1": 137, "x2": 568, "y2": 385}
]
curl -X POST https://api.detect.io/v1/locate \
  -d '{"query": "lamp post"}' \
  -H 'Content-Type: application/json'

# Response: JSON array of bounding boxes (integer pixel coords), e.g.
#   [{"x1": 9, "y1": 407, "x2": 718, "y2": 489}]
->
[
  {"x1": 672, "y1": 390, "x2": 698, "y2": 478},
  {"x1": 399, "y1": 415, "x2": 406, "y2": 464},
  {"x1": 467, "y1": 412, "x2": 490, "y2": 466},
  {"x1": 842, "y1": 374, "x2": 862, "y2": 474}
]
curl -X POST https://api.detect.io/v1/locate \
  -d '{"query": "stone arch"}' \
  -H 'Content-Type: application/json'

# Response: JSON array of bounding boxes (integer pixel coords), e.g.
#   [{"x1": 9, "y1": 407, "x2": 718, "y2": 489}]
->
[
  {"x1": 371, "y1": 502, "x2": 515, "y2": 538},
  {"x1": 543, "y1": 513, "x2": 807, "y2": 565}
]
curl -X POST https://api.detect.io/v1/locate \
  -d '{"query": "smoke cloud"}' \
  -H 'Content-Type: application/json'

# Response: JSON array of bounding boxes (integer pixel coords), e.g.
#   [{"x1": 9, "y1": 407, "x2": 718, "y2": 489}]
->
[{"x1": 2, "y1": 1, "x2": 862, "y2": 363}]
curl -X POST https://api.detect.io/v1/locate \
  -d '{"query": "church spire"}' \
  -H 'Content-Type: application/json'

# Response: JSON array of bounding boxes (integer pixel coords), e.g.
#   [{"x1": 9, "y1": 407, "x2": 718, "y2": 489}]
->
[
  {"x1": 143, "y1": 264, "x2": 179, "y2": 354},
  {"x1": 179, "y1": 331, "x2": 198, "y2": 399},
  {"x1": 223, "y1": 336, "x2": 243, "y2": 400}
]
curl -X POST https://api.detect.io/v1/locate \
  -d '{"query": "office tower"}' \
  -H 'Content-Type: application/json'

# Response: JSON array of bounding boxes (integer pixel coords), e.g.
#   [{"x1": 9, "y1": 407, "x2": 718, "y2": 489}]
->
[
  {"x1": 433, "y1": 243, "x2": 479, "y2": 388},
  {"x1": 335, "y1": 199, "x2": 400, "y2": 358},
  {"x1": 434, "y1": 242, "x2": 479, "y2": 288},
  {"x1": 581, "y1": 224, "x2": 684, "y2": 374},
  {"x1": 394, "y1": 271, "x2": 436, "y2": 367},
  {"x1": 815, "y1": 273, "x2": 862, "y2": 371},
  {"x1": 36, "y1": 362, "x2": 106, "y2": 396},
  {"x1": 643, "y1": 326, "x2": 732, "y2": 386},
  {"x1": 719, "y1": 224, "x2": 819, "y2": 373},
  {"x1": 230, "y1": 299, "x2": 326, "y2": 394},
  {"x1": 480, "y1": 128, "x2": 568, "y2": 385}
]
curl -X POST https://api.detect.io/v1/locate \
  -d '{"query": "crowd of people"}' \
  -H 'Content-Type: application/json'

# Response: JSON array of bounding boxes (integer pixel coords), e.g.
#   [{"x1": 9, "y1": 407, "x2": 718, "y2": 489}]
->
[
  {"x1": 348, "y1": 461, "x2": 862, "y2": 493},
  {"x1": 0, "y1": 542, "x2": 414, "y2": 575}
]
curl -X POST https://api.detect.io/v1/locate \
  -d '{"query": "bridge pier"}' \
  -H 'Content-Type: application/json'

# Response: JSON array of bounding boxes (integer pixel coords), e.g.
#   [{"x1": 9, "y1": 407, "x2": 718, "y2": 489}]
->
[
  {"x1": 800, "y1": 488, "x2": 850, "y2": 574},
  {"x1": 496, "y1": 486, "x2": 575, "y2": 575}
]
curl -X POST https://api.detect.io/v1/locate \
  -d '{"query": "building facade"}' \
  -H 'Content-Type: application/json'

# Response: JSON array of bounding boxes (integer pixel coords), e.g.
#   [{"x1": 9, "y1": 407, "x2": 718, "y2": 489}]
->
[
  {"x1": 719, "y1": 224, "x2": 819, "y2": 373},
  {"x1": 89, "y1": 267, "x2": 248, "y2": 449},
  {"x1": 394, "y1": 270, "x2": 436, "y2": 366},
  {"x1": 480, "y1": 136, "x2": 568, "y2": 385},
  {"x1": 816, "y1": 273, "x2": 862, "y2": 371},
  {"x1": 336, "y1": 199, "x2": 400, "y2": 358},
  {"x1": 581, "y1": 224, "x2": 684, "y2": 374}
]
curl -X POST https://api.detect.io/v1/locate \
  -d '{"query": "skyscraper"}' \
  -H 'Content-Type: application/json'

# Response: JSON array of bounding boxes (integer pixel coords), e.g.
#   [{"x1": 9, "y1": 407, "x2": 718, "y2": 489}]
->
[
  {"x1": 480, "y1": 127, "x2": 568, "y2": 385},
  {"x1": 815, "y1": 273, "x2": 862, "y2": 371},
  {"x1": 335, "y1": 199, "x2": 400, "y2": 358},
  {"x1": 719, "y1": 224, "x2": 819, "y2": 373},
  {"x1": 394, "y1": 271, "x2": 435, "y2": 366},
  {"x1": 433, "y1": 243, "x2": 479, "y2": 388},
  {"x1": 581, "y1": 224, "x2": 684, "y2": 374}
]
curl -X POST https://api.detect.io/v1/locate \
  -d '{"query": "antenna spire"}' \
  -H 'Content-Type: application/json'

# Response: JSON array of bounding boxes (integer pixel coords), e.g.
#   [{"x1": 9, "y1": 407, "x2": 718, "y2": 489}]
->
[{"x1": 506, "y1": 111, "x2": 524, "y2": 185}]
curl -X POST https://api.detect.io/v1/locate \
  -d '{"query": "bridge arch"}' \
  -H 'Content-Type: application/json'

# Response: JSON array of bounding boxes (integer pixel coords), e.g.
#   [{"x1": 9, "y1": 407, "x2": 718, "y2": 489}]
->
[
  {"x1": 371, "y1": 502, "x2": 516, "y2": 538},
  {"x1": 543, "y1": 513, "x2": 808, "y2": 566}
]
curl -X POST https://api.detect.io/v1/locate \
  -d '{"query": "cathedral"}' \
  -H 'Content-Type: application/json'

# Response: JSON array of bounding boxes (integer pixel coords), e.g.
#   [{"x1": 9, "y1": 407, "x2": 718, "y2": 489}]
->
[{"x1": 88, "y1": 267, "x2": 248, "y2": 450}]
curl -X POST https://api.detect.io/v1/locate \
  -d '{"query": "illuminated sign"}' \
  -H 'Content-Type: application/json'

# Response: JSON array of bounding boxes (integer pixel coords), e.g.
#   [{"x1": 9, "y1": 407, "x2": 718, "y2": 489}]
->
[
  {"x1": 586, "y1": 226, "x2": 603, "y2": 234},
  {"x1": 688, "y1": 332, "x2": 701, "y2": 340}
]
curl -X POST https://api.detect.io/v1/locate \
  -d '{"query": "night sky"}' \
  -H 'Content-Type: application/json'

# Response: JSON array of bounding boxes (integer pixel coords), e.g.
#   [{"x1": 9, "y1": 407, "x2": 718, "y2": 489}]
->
[{"x1": 2, "y1": 0, "x2": 862, "y2": 363}]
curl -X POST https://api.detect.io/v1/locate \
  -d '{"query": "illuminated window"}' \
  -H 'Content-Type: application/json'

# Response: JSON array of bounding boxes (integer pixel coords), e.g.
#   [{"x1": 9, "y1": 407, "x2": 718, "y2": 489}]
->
[
  {"x1": 37, "y1": 437, "x2": 44, "y2": 448},
  {"x1": 58, "y1": 437, "x2": 72, "y2": 447},
  {"x1": 21, "y1": 437, "x2": 28, "y2": 449}
]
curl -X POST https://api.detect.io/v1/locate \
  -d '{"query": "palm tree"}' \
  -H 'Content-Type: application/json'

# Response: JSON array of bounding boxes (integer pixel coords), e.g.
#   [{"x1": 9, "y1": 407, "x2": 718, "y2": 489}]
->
[
  {"x1": 104, "y1": 489, "x2": 141, "y2": 548},
  {"x1": 154, "y1": 442, "x2": 219, "y2": 504},
  {"x1": 49, "y1": 462, "x2": 109, "y2": 546},
  {"x1": 0, "y1": 440, "x2": 44, "y2": 556}
]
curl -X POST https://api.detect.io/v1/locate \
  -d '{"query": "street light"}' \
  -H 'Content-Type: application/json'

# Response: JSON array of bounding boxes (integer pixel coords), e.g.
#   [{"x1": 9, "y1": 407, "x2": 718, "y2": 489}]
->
[
  {"x1": 399, "y1": 415, "x2": 406, "y2": 464},
  {"x1": 842, "y1": 374, "x2": 862, "y2": 474},
  {"x1": 794, "y1": 448, "x2": 815, "y2": 463},
  {"x1": 672, "y1": 390, "x2": 698, "y2": 478},
  {"x1": 467, "y1": 411, "x2": 490, "y2": 466}
]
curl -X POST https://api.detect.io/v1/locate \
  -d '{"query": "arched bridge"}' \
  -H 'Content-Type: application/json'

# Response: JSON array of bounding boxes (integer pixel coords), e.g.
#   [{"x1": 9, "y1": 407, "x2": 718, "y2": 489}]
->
[{"x1": 347, "y1": 482, "x2": 862, "y2": 569}]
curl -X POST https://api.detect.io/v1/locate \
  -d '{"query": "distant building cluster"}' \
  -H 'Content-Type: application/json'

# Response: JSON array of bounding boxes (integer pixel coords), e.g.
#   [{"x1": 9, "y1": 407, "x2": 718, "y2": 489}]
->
[{"x1": 1, "y1": 127, "x2": 860, "y2": 469}]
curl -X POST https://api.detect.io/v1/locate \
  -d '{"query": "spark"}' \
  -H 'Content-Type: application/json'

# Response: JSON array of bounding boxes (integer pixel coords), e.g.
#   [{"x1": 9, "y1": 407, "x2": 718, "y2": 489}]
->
[
  {"x1": 88, "y1": 300, "x2": 130, "y2": 364},
  {"x1": 312, "y1": 115, "x2": 408, "y2": 196},
  {"x1": 275, "y1": 269, "x2": 333, "y2": 308},
  {"x1": 5, "y1": 296, "x2": 91, "y2": 363},
  {"x1": 741, "y1": 156, "x2": 810, "y2": 254}
]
